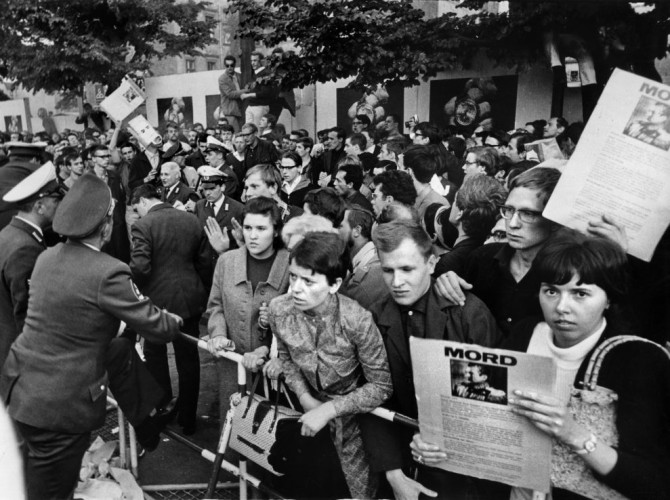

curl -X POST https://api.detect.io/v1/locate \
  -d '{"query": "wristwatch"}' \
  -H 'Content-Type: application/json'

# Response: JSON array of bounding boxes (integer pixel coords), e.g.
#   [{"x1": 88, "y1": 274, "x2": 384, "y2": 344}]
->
[{"x1": 573, "y1": 434, "x2": 598, "y2": 455}]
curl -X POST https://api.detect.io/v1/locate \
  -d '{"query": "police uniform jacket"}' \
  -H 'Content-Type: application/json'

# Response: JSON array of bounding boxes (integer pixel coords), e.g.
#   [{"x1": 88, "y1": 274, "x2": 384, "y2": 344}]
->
[
  {"x1": 130, "y1": 203, "x2": 209, "y2": 319},
  {"x1": 162, "y1": 181, "x2": 198, "y2": 206},
  {"x1": 0, "y1": 241, "x2": 180, "y2": 433},
  {"x1": 0, "y1": 217, "x2": 45, "y2": 367}
]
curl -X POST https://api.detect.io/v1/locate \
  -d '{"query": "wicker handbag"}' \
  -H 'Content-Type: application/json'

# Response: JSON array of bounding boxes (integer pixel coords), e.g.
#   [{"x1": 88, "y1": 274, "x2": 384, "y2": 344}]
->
[
  {"x1": 229, "y1": 373, "x2": 302, "y2": 475},
  {"x1": 551, "y1": 335, "x2": 669, "y2": 500}
]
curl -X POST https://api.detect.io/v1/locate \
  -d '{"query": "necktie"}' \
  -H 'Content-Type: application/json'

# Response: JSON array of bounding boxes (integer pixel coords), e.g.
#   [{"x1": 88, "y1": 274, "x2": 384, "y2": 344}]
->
[{"x1": 206, "y1": 201, "x2": 215, "y2": 217}]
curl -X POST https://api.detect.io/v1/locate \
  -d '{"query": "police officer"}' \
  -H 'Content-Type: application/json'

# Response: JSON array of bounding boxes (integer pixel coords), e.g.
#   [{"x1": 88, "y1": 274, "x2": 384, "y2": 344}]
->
[
  {"x1": 0, "y1": 172, "x2": 183, "y2": 500},
  {"x1": 0, "y1": 161, "x2": 65, "y2": 368}
]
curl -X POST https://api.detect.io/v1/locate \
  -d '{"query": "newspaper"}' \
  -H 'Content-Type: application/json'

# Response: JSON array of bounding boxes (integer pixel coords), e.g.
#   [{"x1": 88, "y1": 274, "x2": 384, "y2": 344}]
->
[
  {"x1": 99, "y1": 77, "x2": 146, "y2": 123},
  {"x1": 543, "y1": 68, "x2": 670, "y2": 262},
  {"x1": 410, "y1": 338, "x2": 555, "y2": 493},
  {"x1": 126, "y1": 115, "x2": 161, "y2": 148}
]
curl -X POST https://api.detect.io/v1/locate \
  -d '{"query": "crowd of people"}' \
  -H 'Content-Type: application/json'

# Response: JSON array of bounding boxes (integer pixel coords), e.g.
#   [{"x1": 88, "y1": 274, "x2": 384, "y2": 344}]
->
[{"x1": 0, "y1": 50, "x2": 669, "y2": 500}]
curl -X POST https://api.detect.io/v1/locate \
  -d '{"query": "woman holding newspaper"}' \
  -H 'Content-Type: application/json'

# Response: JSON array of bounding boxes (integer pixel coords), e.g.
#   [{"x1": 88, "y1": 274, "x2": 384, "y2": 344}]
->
[
  {"x1": 506, "y1": 234, "x2": 670, "y2": 499},
  {"x1": 413, "y1": 232, "x2": 670, "y2": 499}
]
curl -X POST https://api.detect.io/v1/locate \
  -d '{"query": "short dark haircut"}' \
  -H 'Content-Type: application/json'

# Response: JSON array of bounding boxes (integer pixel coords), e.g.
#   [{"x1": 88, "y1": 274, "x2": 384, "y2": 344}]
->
[
  {"x1": 386, "y1": 114, "x2": 400, "y2": 125},
  {"x1": 303, "y1": 187, "x2": 346, "y2": 227},
  {"x1": 281, "y1": 151, "x2": 302, "y2": 166},
  {"x1": 89, "y1": 144, "x2": 109, "y2": 157},
  {"x1": 224, "y1": 55, "x2": 236, "y2": 66},
  {"x1": 373, "y1": 170, "x2": 417, "y2": 206},
  {"x1": 130, "y1": 184, "x2": 160, "y2": 205},
  {"x1": 535, "y1": 232, "x2": 628, "y2": 305},
  {"x1": 220, "y1": 124, "x2": 234, "y2": 134},
  {"x1": 348, "y1": 133, "x2": 367, "y2": 151},
  {"x1": 510, "y1": 133, "x2": 534, "y2": 155},
  {"x1": 242, "y1": 196, "x2": 283, "y2": 248},
  {"x1": 345, "y1": 204, "x2": 374, "y2": 240},
  {"x1": 197, "y1": 132, "x2": 209, "y2": 144},
  {"x1": 355, "y1": 114, "x2": 371, "y2": 127},
  {"x1": 64, "y1": 152, "x2": 81, "y2": 166},
  {"x1": 447, "y1": 136, "x2": 467, "y2": 160},
  {"x1": 242, "y1": 123, "x2": 258, "y2": 134},
  {"x1": 555, "y1": 116, "x2": 569, "y2": 130},
  {"x1": 509, "y1": 167, "x2": 561, "y2": 206},
  {"x1": 251, "y1": 51, "x2": 264, "y2": 59},
  {"x1": 290, "y1": 231, "x2": 347, "y2": 285},
  {"x1": 383, "y1": 139, "x2": 406, "y2": 158},
  {"x1": 337, "y1": 163, "x2": 364, "y2": 191},
  {"x1": 118, "y1": 142, "x2": 138, "y2": 153},
  {"x1": 165, "y1": 121, "x2": 178, "y2": 131},
  {"x1": 414, "y1": 122, "x2": 441, "y2": 144},
  {"x1": 454, "y1": 175, "x2": 508, "y2": 241},
  {"x1": 290, "y1": 129, "x2": 308, "y2": 139},
  {"x1": 404, "y1": 144, "x2": 437, "y2": 184},
  {"x1": 263, "y1": 113, "x2": 277, "y2": 127},
  {"x1": 329, "y1": 126, "x2": 347, "y2": 141},
  {"x1": 296, "y1": 137, "x2": 314, "y2": 151},
  {"x1": 374, "y1": 220, "x2": 433, "y2": 260},
  {"x1": 486, "y1": 129, "x2": 510, "y2": 146},
  {"x1": 378, "y1": 201, "x2": 419, "y2": 224}
]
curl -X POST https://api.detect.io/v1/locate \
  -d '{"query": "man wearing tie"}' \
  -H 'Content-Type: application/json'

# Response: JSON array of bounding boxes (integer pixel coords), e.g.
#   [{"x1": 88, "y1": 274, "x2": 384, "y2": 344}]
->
[{"x1": 193, "y1": 167, "x2": 244, "y2": 286}]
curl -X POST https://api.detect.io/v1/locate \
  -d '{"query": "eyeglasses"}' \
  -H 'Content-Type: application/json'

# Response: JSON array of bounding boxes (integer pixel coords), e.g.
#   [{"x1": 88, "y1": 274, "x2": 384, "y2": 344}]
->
[
  {"x1": 279, "y1": 164, "x2": 298, "y2": 170},
  {"x1": 414, "y1": 133, "x2": 424, "y2": 138},
  {"x1": 94, "y1": 154, "x2": 111, "y2": 159},
  {"x1": 224, "y1": 63, "x2": 235, "y2": 68},
  {"x1": 499, "y1": 206, "x2": 542, "y2": 223}
]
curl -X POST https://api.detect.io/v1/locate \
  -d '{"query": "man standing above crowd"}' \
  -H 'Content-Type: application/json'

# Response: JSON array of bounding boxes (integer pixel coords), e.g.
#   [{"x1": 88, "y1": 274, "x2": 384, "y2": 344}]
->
[
  {"x1": 130, "y1": 184, "x2": 209, "y2": 435},
  {"x1": 543, "y1": 116, "x2": 568, "y2": 138},
  {"x1": 129, "y1": 136, "x2": 163, "y2": 191},
  {"x1": 384, "y1": 114, "x2": 405, "y2": 142},
  {"x1": 0, "y1": 163, "x2": 64, "y2": 368},
  {"x1": 162, "y1": 122, "x2": 191, "y2": 154},
  {"x1": 241, "y1": 52, "x2": 278, "y2": 127},
  {"x1": 218, "y1": 55, "x2": 245, "y2": 132},
  {"x1": 0, "y1": 173, "x2": 182, "y2": 500}
]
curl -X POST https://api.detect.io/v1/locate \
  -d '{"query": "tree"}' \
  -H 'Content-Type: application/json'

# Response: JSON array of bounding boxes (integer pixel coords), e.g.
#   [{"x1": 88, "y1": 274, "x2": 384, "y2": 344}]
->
[
  {"x1": 0, "y1": 0, "x2": 216, "y2": 93},
  {"x1": 229, "y1": 0, "x2": 669, "y2": 91}
]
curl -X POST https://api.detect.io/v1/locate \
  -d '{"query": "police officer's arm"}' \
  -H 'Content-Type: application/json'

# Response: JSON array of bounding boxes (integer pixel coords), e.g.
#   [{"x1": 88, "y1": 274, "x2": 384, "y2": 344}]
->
[
  {"x1": 98, "y1": 263, "x2": 181, "y2": 343},
  {"x1": 129, "y1": 222, "x2": 152, "y2": 287},
  {"x1": 5, "y1": 246, "x2": 42, "y2": 334}
]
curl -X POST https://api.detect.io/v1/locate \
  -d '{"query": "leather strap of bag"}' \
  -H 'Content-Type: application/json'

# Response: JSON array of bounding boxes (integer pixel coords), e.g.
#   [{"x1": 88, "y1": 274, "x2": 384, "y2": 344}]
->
[
  {"x1": 243, "y1": 372, "x2": 264, "y2": 418},
  {"x1": 583, "y1": 335, "x2": 670, "y2": 390}
]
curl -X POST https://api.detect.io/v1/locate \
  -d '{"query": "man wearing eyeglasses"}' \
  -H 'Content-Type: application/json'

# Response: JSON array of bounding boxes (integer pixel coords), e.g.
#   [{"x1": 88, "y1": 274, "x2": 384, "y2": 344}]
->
[
  {"x1": 436, "y1": 167, "x2": 561, "y2": 336},
  {"x1": 218, "y1": 55, "x2": 244, "y2": 132}
]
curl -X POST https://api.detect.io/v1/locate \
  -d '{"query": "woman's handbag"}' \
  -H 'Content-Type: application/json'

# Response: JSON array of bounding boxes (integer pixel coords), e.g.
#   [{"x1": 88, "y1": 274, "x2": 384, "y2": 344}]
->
[
  {"x1": 229, "y1": 373, "x2": 301, "y2": 475},
  {"x1": 551, "y1": 335, "x2": 670, "y2": 500}
]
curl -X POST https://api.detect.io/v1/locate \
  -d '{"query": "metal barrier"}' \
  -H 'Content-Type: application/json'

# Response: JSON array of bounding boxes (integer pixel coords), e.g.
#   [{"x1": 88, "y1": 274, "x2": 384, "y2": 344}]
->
[{"x1": 120, "y1": 332, "x2": 545, "y2": 500}]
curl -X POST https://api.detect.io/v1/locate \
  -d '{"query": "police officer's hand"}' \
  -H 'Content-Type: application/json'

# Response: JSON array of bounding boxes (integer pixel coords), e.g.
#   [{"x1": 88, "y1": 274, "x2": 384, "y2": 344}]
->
[
  {"x1": 207, "y1": 335, "x2": 235, "y2": 354},
  {"x1": 231, "y1": 217, "x2": 245, "y2": 247}
]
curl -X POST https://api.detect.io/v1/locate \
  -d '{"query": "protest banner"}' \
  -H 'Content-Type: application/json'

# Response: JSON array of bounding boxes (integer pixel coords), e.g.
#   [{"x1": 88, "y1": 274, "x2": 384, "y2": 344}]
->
[
  {"x1": 543, "y1": 68, "x2": 670, "y2": 262},
  {"x1": 100, "y1": 77, "x2": 146, "y2": 123},
  {"x1": 410, "y1": 338, "x2": 556, "y2": 493}
]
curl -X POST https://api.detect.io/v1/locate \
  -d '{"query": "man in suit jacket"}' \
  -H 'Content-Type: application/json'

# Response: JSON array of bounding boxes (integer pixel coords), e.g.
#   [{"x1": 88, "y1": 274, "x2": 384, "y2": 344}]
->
[
  {"x1": 130, "y1": 184, "x2": 209, "y2": 434},
  {"x1": 159, "y1": 161, "x2": 198, "y2": 210},
  {"x1": 311, "y1": 126, "x2": 346, "y2": 187},
  {"x1": 218, "y1": 55, "x2": 245, "y2": 132},
  {"x1": 128, "y1": 137, "x2": 164, "y2": 192},
  {"x1": 193, "y1": 168, "x2": 244, "y2": 285},
  {"x1": 362, "y1": 220, "x2": 503, "y2": 500},
  {"x1": 0, "y1": 162, "x2": 64, "y2": 368},
  {"x1": 0, "y1": 173, "x2": 182, "y2": 500}
]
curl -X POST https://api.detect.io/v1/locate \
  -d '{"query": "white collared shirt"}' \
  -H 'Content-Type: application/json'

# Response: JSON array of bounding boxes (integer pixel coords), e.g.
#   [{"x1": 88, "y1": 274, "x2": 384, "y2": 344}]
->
[
  {"x1": 209, "y1": 195, "x2": 226, "y2": 216},
  {"x1": 283, "y1": 175, "x2": 302, "y2": 195}
]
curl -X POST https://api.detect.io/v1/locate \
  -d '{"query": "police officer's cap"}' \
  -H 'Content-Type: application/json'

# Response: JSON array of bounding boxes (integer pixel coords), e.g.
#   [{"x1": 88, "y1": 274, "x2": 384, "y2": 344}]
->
[
  {"x1": 197, "y1": 166, "x2": 226, "y2": 186},
  {"x1": 5, "y1": 141, "x2": 48, "y2": 158},
  {"x1": 205, "y1": 136, "x2": 227, "y2": 153},
  {"x1": 2, "y1": 161, "x2": 66, "y2": 204},
  {"x1": 53, "y1": 172, "x2": 113, "y2": 238}
]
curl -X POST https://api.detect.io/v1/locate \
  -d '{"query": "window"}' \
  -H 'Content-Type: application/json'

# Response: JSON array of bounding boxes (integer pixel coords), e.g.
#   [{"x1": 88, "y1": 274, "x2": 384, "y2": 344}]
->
[
  {"x1": 186, "y1": 60, "x2": 195, "y2": 73},
  {"x1": 207, "y1": 61, "x2": 216, "y2": 71}
]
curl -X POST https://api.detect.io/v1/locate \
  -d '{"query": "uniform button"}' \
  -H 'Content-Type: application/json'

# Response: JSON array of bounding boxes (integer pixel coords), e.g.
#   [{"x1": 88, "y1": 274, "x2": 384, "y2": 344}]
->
[
  {"x1": 506, "y1": 317, "x2": 512, "y2": 323},
  {"x1": 408, "y1": 311, "x2": 413, "y2": 316},
  {"x1": 100, "y1": 385, "x2": 105, "y2": 390}
]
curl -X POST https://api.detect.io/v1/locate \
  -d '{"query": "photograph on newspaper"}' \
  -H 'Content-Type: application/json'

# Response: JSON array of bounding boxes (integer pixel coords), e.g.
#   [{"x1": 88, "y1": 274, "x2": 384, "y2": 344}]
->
[
  {"x1": 100, "y1": 77, "x2": 146, "y2": 124},
  {"x1": 543, "y1": 68, "x2": 670, "y2": 262},
  {"x1": 410, "y1": 338, "x2": 556, "y2": 492}
]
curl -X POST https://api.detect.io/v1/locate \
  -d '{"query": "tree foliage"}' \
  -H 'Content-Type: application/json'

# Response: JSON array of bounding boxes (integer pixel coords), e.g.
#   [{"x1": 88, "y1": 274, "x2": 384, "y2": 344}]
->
[
  {"x1": 0, "y1": 0, "x2": 216, "y2": 93},
  {"x1": 229, "y1": 0, "x2": 669, "y2": 91}
]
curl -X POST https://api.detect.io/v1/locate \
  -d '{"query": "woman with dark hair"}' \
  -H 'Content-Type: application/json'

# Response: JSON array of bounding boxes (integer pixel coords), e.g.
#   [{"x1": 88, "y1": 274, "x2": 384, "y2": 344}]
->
[
  {"x1": 416, "y1": 232, "x2": 670, "y2": 499},
  {"x1": 206, "y1": 196, "x2": 291, "y2": 419},
  {"x1": 267, "y1": 231, "x2": 393, "y2": 498}
]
